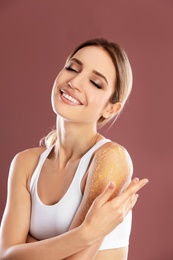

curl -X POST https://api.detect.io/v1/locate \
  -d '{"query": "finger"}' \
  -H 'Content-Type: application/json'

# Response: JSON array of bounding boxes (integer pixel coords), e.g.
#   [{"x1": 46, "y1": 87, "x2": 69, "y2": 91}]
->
[
  {"x1": 110, "y1": 178, "x2": 148, "y2": 206},
  {"x1": 123, "y1": 178, "x2": 149, "y2": 197},
  {"x1": 95, "y1": 182, "x2": 116, "y2": 206},
  {"x1": 124, "y1": 194, "x2": 139, "y2": 216}
]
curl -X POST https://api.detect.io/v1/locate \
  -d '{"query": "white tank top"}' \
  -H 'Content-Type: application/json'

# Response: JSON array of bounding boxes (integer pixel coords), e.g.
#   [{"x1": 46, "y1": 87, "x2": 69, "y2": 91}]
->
[{"x1": 29, "y1": 139, "x2": 132, "y2": 250}]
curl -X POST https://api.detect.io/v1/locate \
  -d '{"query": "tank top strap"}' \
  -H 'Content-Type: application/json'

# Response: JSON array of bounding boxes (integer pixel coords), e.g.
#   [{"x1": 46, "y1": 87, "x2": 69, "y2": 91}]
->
[
  {"x1": 30, "y1": 139, "x2": 111, "y2": 192},
  {"x1": 86, "y1": 138, "x2": 111, "y2": 155},
  {"x1": 30, "y1": 145, "x2": 54, "y2": 192}
]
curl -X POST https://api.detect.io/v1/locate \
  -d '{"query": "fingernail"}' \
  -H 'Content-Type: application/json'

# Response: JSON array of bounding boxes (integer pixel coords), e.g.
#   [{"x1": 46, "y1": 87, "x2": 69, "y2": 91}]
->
[
  {"x1": 144, "y1": 179, "x2": 149, "y2": 184},
  {"x1": 108, "y1": 182, "x2": 115, "y2": 189},
  {"x1": 134, "y1": 178, "x2": 139, "y2": 183}
]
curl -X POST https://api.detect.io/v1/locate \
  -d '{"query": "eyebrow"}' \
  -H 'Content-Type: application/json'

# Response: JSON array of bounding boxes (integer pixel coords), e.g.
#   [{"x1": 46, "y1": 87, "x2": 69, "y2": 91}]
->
[
  {"x1": 70, "y1": 57, "x2": 108, "y2": 85},
  {"x1": 70, "y1": 58, "x2": 83, "y2": 66},
  {"x1": 93, "y1": 70, "x2": 108, "y2": 85}
]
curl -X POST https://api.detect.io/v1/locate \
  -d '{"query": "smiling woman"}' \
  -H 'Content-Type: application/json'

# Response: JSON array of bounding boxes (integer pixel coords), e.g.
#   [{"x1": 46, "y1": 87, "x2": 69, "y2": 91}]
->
[
  {"x1": 0, "y1": 38, "x2": 148, "y2": 260},
  {"x1": 51, "y1": 45, "x2": 119, "y2": 126}
]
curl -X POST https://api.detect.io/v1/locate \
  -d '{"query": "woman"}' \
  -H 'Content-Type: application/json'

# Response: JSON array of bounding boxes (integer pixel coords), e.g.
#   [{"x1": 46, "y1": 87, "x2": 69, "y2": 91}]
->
[{"x1": 0, "y1": 38, "x2": 148, "y2": 260}]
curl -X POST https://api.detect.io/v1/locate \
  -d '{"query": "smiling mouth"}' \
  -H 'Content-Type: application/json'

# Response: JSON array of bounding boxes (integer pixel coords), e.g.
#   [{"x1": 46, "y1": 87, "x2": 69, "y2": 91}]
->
[{"x1": 60, "y1": 90, "x2": 82, "y2": 105}]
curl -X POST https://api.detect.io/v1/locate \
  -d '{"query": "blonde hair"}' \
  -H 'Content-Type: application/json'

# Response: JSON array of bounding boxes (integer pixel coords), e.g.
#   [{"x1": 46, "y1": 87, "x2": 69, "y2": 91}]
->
[{"x1": 41, "y1": 38, "x2": 133, "y2": 147}]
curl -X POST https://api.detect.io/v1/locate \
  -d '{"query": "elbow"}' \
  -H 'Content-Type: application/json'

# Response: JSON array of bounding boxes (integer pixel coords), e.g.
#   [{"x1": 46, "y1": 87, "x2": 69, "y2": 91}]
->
[
  {"x1": 0, "y1": 251, "x2": 7, "y2": 260},
  {"x1": 0, "y1": 247, "x2": 6, "y2": 260},
  {"x1": 0, "y1": 250, "x2": 9, "y2": 260},
  {"x1": 0, "y1": 247, "x2": 18, "y2": 260}
]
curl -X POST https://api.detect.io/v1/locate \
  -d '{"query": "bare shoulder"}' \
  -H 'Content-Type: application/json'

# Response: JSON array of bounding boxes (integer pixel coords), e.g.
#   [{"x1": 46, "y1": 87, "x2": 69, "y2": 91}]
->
[
  {"x1": 87, "y1": 141, "x2": 133, "y2": 197},
  {"x1": 96, "y1": 140, "x2": 132, "y2": 158},
  {"x1": 13, "y1": 146, "x2": 46, "y2": 164},
  {"x1": 12, "y1": 146, "x2": 46, "y2": 168},
  {"x1": 9, "y1": 146, "x2": 46, "y2": 189},
  {"x1": 94, "y1": 141, "x2": 133, "y2": 176}
]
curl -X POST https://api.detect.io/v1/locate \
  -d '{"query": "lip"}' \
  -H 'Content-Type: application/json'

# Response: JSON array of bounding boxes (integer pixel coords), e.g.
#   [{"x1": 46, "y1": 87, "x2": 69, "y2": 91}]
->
[{"x1": 59, "y1": 88, "x2": 83, "y2": 105}]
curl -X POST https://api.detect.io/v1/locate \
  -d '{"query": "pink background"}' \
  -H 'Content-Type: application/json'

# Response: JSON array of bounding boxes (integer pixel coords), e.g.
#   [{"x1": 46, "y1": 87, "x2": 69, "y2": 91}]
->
[{"x1": 0, "y1": 1, "x2": 172, "y2": 259}]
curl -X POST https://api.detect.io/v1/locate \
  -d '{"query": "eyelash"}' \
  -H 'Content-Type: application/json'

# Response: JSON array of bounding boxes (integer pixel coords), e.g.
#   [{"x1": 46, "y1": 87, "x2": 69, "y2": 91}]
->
[
  {"x1": 90, "y1": 80, "x2": 102, "y2": 89},
  {"x1": 65, "y1": 66, "x2": 102, "y2": 89},
  {"x1": 65, "y1": 66, "x2": 78, "y2": 73}
]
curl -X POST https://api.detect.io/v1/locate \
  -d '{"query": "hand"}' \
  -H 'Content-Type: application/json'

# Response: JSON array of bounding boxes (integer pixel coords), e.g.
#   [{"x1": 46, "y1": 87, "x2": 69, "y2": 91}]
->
[{"x1": 83, "y1": 178, "x2": 148, "y2": 242}]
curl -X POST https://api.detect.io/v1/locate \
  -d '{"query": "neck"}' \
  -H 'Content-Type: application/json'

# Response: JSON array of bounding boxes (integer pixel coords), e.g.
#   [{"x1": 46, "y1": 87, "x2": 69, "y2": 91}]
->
[{"x1": 54, "y1": 116, "x2": 102, "y2": 166}]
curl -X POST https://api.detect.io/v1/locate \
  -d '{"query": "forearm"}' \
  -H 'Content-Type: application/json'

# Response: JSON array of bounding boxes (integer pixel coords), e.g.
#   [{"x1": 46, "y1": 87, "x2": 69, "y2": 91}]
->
[
  {"x1": 2, "y1": 226, "x2": 94, "y2": 260},
  {"x1": 1, "y1": 178, "x2": 148, "y2": 260},
  {"x1": 64, "y1": 239, "x2": 103, "y2": 260},
  {"x1": 26, "y1": 229, "x2": 103, "y2": 259}
]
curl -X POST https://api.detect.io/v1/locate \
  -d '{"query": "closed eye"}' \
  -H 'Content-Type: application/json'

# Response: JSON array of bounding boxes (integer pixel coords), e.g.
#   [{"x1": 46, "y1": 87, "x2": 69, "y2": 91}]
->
[
  {"x1": 90, "y1": 80, "x2": 102, "y2": 89},
  {"x1": 65, "y1": 66, "x2": 78, "y2": 73}
]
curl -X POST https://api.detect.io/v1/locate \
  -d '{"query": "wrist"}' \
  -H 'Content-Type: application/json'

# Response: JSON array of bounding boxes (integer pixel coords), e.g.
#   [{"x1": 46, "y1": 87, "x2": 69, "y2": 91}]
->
[{"x1": 79, "y1": 222, "x2": 99, "y2": 246}]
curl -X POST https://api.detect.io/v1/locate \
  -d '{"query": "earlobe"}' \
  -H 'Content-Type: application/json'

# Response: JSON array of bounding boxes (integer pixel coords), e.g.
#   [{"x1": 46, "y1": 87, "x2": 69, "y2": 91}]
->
[
  {"x1": 102, "y1": 102, "x2": 122, "y2": 119},
  {"x1": 114, "y1": 102, "x2": 122, "y2": 114}
]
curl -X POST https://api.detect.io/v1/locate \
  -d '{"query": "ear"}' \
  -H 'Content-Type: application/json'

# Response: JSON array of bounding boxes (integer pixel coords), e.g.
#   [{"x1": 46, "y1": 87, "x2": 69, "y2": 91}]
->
[{"x1": 101, "y1": 102, "x2": 122, "y2": 119}]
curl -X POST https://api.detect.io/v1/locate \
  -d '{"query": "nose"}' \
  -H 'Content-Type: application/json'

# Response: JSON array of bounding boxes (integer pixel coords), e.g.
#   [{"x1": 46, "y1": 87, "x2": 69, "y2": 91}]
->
[
  {"x1": 68, "y1": 82, "x2": 73, "y2": 88},
  {"x1": 68, "y1": 73, "x2": 84, "y2": 92}
]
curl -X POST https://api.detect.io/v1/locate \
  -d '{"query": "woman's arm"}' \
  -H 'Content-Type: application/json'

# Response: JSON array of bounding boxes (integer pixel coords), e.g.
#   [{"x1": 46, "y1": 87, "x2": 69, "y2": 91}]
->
[
  {"x1": 64, "y1": 143, "x2": 134, "y2": 260},
  {"x1": 0, "y1": 149, "x2": 148, "y2": 260},
  {"x1": 0, "y1": 151, "x2": 94, "y2": 260},
  {"x1": 19, "y1": 179, "x2": 148, "y2": 260},
  {"x1": 0, "y1": 150, "x2": 100, "y2": 260}
]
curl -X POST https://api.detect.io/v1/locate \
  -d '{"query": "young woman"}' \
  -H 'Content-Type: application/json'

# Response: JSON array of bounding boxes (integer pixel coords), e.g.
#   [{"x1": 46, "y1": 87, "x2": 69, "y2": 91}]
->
[{"x1": 0, "y1": 38, "x2": 148, "y2": 260}]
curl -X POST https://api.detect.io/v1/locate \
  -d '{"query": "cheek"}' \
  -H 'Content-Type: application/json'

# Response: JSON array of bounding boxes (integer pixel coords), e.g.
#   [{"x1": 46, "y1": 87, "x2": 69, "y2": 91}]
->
[
  {"x1": 53, "y1": 70, "x2": 65, "y2": 86},
  {"x1": 51, "y1": 81, "x2": 56, "y2": 101},
  {"x1": 51, "y1": 90, "x2": 56, "y2": 113},
  {"x1": 90, "y1": 94, "x2": 109, "y2": 109},
  {"x1": 51, "y1": 80, "x2": 59, "y2": 112},
  {"x1": 51, "y1": 71, "x2": 64, "y2": 96}
]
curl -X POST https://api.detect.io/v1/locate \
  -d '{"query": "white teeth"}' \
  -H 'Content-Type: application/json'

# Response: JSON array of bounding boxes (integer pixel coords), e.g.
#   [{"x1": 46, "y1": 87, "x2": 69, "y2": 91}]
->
[{"x1": 62, "y1": 92, "x2": 80, "y2": 104}]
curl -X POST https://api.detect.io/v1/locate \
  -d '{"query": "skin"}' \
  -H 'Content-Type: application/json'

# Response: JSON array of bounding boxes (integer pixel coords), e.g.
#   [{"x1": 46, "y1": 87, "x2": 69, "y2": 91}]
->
[
  {"x1": 51, "y1": 46, "x2": 129, "y2": 259},
  {"x1": 0, "y1": 161, "x2": 148, "y2": 260},
  {"x1": 0, "y1": 46, "x2": 149, "y2": 260},
  {"x1": 64, "y1": 143, "x2": 132, "y2": 260},
  {"x1": 51, "y1": 46, "x2": 121, "y2": 125}
]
